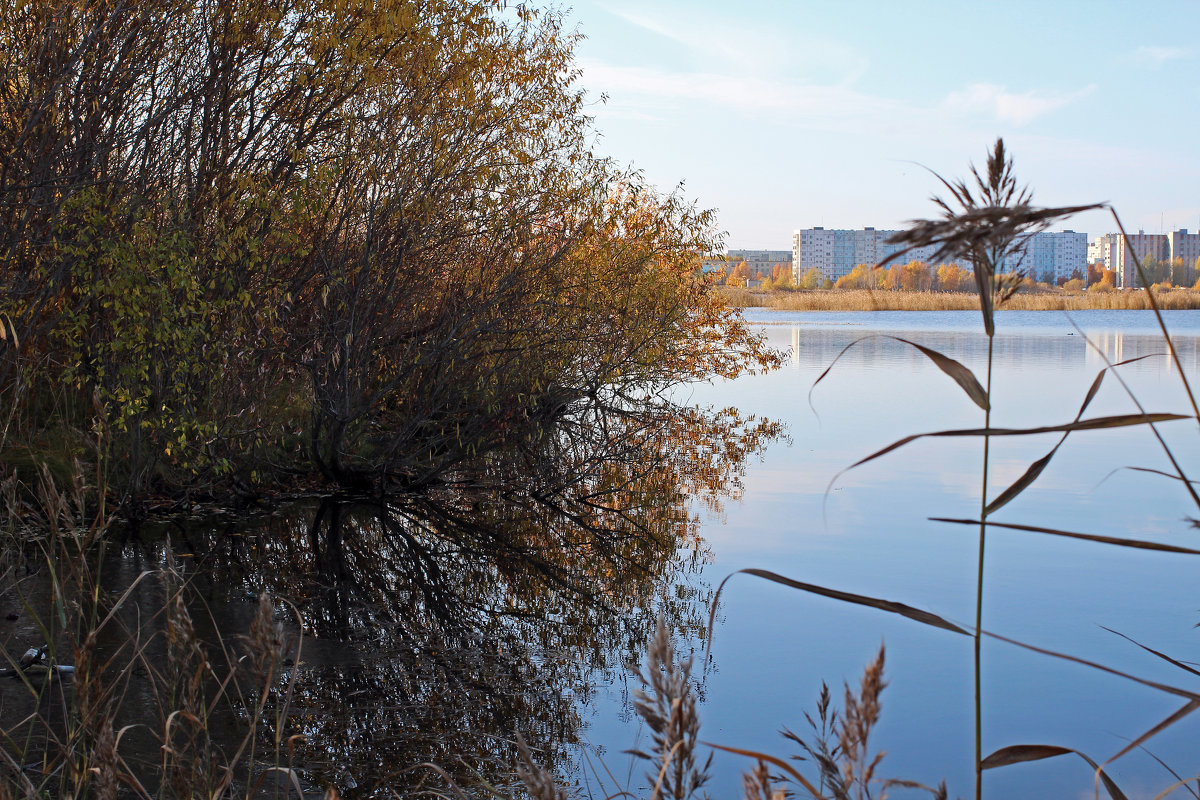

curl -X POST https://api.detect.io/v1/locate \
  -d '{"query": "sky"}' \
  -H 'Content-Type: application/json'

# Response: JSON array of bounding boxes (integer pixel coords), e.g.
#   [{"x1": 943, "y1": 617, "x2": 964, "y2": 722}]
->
[{"x1": 562, "y1": 0, "x2": 1200, "y2": 249}]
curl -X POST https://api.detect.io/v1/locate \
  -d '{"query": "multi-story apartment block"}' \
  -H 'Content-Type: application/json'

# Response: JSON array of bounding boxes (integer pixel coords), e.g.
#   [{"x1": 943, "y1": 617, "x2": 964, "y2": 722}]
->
[
  {"x1": 792, "y1": 227, "x2": 835, "y2": 280},
  {"x1": 1003, "y1": 230, "x2": 1088, "y2": 284},
  {"x1": 728, "y1": 249, "x2": 792, "y2": 275},
  {"x1": 792, "y1": 226, "x2": 956, "y2": 283},
  {"x1": 1170, "y1": 229, "x2": 1200, "y2": 271},
  {"x1": 1091, "y1": 230, "x2": 1197, "y2": 286},
  {"x1": 701, "y1": 249, "x2": 792, "y2": 276},
  {"x1": 1112, "y1": 231, "x2": 1169, "y2": 288},
  {"x1": 1089, "y1": 234, "x2": 1120, "y2": 271}
]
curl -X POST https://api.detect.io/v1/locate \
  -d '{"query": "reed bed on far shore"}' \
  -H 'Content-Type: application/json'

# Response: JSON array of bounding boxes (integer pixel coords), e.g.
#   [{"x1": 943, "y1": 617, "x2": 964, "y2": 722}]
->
[{"x1": 723, "y1": 287, "x2": 1200, "y2": 312}]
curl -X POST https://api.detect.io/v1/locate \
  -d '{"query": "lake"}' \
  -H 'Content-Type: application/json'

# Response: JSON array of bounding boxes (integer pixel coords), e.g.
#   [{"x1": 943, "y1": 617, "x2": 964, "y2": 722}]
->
[
  {"x1": 581, "y1": 308, "x2": 1200, "y2": 800},
  {"x1": 5, "y1": 308, "x2": 1199, "y2": 800}
]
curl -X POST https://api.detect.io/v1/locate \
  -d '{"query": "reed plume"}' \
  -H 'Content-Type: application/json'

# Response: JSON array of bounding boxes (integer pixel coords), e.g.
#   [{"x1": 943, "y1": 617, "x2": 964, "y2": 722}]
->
[{"x1": 628, "y1": 616, "x2": 711, "y2": 800}]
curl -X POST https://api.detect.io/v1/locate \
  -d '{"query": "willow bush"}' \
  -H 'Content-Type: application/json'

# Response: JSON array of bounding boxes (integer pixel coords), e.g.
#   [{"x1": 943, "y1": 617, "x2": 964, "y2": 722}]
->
[{"x1": 0, "y1": 0, "x2": 777, "y2": 508}]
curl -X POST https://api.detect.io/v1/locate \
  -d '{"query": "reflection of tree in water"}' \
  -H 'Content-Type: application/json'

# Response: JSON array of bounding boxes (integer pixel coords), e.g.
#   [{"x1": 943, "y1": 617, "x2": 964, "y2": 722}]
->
[{"x1": 168, "y1": 404, "x2": 782, "y2": 797}]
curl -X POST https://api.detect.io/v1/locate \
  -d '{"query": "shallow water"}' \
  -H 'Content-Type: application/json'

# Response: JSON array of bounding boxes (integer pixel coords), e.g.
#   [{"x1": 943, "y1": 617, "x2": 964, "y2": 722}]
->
[{"x1": 580, "y1": 308, "x2": 1200, "y2": 800}]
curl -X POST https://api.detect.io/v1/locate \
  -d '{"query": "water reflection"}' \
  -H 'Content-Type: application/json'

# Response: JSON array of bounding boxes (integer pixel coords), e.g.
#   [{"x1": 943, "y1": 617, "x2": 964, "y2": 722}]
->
[
  {"x1": 660, "y1": 309, "x2": 1200, "y2": 800},
  {"x1": 0, "y1": 402, "x2": 781, "y2": 798},
  {"x1": 164, "y1": 498, "x2": 713, "y2": 795},
  {"x1": 789, "y1": 324, "x2": 1200, "y2": 374}
]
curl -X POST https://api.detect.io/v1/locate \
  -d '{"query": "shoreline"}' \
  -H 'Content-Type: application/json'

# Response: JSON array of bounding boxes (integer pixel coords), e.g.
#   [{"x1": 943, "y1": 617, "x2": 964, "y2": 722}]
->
[{"x1": 721, "y1": 287, "x2": 1200, "y2": 312}]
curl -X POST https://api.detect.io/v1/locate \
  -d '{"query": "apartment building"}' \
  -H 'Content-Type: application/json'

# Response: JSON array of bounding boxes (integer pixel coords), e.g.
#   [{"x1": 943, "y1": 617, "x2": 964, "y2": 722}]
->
[
  {"x1": 728, "y1": 249, "x2": 792, "y2": 275},
  {"x1": 1170, "y1": 229, "x2": 1200, "y2": 270},
  {"x1": 792, "y1": 226, "x2": 953, "y2": 283},
  {"x1": 701, "y1": 249, "x2": 792, "y2": 276},
  {"x1": 1112, "y1": 231, "x2": 1169, "y2": 288},
  {"x1": 1004, "y1": 231, "x2": 1088, "y2": 284},
  {"x1": 1089, "y1": 234, "x2": 1119, "y2": 269},
  {"x1": 791, "y1": 227, "x2": 835, "y2": 280}
]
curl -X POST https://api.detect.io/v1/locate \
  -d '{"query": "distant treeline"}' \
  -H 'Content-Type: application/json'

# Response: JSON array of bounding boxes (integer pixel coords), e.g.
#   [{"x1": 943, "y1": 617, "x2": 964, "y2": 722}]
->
[{"x1": 723, "y1": 255, "x2": 1200, "y2": 292}]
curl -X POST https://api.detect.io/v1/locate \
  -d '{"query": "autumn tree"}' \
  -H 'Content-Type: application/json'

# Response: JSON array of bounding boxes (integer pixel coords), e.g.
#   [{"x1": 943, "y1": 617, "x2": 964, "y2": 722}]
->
[
  {"x1": 1170, "y1": 257, "x2": 1195, "y2": 287},
  {"x1": 797, "y1": 267, "x2": 823, "y2": 290},
  {"x1": 725, "y1": 261, "x2": 752, "y2": 287},
  {"x1": 883, "y1": 263, "x2": 903, "y2": 290},
  {"x1": 899, "y1": 261, "x2": 933, "y2": 291},
  {"x1": 1140, "y1": 254, "x2": 1169, "y2": 287},
  {"x1": 835, "y1": 264, "x2": 884, "y2": 290},
  {"x1": 936, "y1": 263, "x2": 974, "y2": 292},
  {"x1": 1090, "y1": 269, "x2": 1117, "y2": 292},
  {"x1": 767, "y1": 264, "x2": 796, "y2": 290},
  {"x1": 0, "y1": 0, "x2": 779, "y2": 501}
]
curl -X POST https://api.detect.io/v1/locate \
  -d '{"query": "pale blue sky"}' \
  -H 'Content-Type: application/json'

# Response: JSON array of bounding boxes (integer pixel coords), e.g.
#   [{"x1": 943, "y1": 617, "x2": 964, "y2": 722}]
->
[{"x1": 565, "y1": 0, "x2": 1200, "y2": 248}]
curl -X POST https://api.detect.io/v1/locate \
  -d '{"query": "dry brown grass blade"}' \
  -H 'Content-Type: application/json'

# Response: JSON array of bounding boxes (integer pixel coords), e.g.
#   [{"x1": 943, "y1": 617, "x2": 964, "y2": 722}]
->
[
  {"x1": 984, "y1": 449, "x2": 1056, "y2": 517},
  {"x1": 1134, "y1": 745, "x2": 1199, "y2": 800},
  {"x1": 981, "y1": 744, "x2": 1074, "y2": 768},
  {"x1": 1123, "y1": 466, "x2": 1200, "y2": 485},
  {"x1": 705, "y1": 569, "x2": 968, "y2": 662},
  {"x1": 701, "y1": 742, "x2": 826, "y2": 798},
  {"x1": 983, "y1": 630, "x2": 1200, "y2": 701},
  {"x1": 1104, "y1": 699, "x2": 1200, "y2": 766},
  {"x1": 980, "y1": 744, "x2": 1128, "y2": 800},
  {"x1": 842, "y1": 412, "x2": 1188, "y2": 473},
  {"x1": 576, "y1": 746, "x2": 640, "y2": 800},
  {"x1": 249, "y1": 766, "x2": 307, "y2": 799},
  {"x1": 422, "y1": 763, "x2": 470, "y2": 800},
  {"x1": 810, "y1": 335, "x2": 988, "y2": 412},
  {"x1": 930, "y1": 517, "x2": 1200, "y2": 556},
  {"x1": 985, "y1": 364, "x2": 1113, "y2": 514},
  {"x1": 1100, "y1": 627, "x2": 1200, "y2": 679},
  {"x1": 1154, "y1": 777, "x2": 1200, "y2": 800},
  {"x1": 1073, "y1": 320, "x2": 1200, "y2": 511}
]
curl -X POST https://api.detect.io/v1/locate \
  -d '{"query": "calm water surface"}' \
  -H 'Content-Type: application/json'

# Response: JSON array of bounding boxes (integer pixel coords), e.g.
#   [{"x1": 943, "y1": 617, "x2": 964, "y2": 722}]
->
[
  {"x1": 6, "y1": 309, "x2": 1199, "y2": 799},
  {"x1": 583, "y1": 309, "x2": 1200, "y2": 800}
]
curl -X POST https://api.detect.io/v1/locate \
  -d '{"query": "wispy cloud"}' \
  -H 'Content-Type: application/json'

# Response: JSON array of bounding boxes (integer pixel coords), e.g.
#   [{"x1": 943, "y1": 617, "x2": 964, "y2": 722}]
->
[
  {"x1": 1132, "y1": 45, "x2": 1191, "y2": 66},
  {"x1": 579, "y1": 61, "x2": 901, "y2": 129},
  {"x1": 941, "y1": 83, "x2": 1095, "y2": 126},
  {"x1": 603, "y1": 4, "x2": 868, "y2": 85},
  {"x1": 582, "y1": 60, "x2": 1095, "y2": 139}
]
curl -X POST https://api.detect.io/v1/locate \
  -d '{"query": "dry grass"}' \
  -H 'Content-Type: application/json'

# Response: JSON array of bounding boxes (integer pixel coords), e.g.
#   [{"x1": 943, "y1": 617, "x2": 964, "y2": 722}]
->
[
  {"x1": 723, "y1": 288, "x2": 1200, "y2": 312},
  {"x1": 0, "y1": 463, "x2": 308, "y2": 800}
]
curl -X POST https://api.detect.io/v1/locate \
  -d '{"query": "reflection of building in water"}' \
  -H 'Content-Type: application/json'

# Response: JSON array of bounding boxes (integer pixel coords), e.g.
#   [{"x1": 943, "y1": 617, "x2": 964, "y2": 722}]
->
[
  {"x1": 785, "y1": 324, "x2": 1200, "y2": 379},
  {"x1": 1084, "y1": 331, "x2": 1124, "y2": 369},
  {"x1": 1081, "y1": 330, "x2": 1200, "y2": 374}
]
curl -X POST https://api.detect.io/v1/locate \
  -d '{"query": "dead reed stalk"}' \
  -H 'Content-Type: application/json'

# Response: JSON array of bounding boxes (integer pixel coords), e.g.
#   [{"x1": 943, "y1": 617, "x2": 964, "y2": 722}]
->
[{"x1": 628, "y1": 617, "x2": 711, "y2": 800}]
